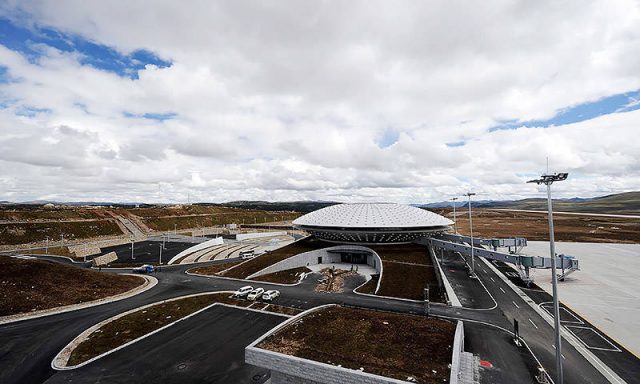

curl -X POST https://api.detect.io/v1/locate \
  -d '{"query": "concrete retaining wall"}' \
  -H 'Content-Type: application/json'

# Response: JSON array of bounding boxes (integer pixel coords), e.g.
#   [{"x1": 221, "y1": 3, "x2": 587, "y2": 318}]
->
[
  {"x1": 449, "y1": 320, "x2": 465, "y2": 384},
  {"x1": 92, "y1": 251, "x2": 118, "y2": 266},
  {"x1": 236, "y1": 231, "x2": 287, "y2": 241},
  {"x1": 247, "y1": 245, "x2": 382, "y2": 280},
  {"x1": 168, "y1": 237, "x2": 224, "y2": 264}
]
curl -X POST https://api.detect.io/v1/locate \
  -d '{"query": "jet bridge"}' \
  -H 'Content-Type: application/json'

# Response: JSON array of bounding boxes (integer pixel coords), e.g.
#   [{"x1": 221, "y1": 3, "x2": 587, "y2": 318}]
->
[
  {"x1": 438, "y1": 233, "x2": 528, "y2": 253},
  {"x1": 430, "y1": 234, "x2": 579, "y2": 285}
]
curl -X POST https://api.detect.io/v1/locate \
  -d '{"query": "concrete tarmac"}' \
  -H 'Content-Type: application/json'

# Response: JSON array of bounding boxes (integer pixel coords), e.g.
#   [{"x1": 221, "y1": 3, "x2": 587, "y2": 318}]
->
[{"x1": 524, "y1": 241, "x2": 640, "y2": 357}]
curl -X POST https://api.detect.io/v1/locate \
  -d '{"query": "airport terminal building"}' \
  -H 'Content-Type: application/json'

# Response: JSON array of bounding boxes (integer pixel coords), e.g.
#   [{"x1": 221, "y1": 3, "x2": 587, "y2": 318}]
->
[{"x1": 292, "y1": 203, "x2": 453, "y2": 244}]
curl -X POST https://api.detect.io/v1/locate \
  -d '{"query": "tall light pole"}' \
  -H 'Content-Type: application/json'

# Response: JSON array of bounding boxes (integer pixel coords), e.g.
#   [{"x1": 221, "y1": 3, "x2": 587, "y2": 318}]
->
[
  {"x1": 528, "y1": 172, "x2": 568, "y2": 384},
  {"x1": 130, "y1": 236, "x2": 135, "y2": 260},
  {"x1": 465, "y1": 192, "x2": 476, "y2": 277},
  {"x1": 159, "y1": 244, "x2": 163, "y2": 265},
  {"x1": 451, "y1": 197, "x2": 459, "y2": 234},
  {"x1": 45, "y1": 236, "x2": 49, "y2": 254}
]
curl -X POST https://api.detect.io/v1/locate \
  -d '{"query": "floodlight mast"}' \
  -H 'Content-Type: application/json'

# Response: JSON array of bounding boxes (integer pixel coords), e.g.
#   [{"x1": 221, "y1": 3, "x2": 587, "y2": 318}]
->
[
  {"x1": 465, "y1": 192, "x2": 476, "y2": 277},
  {"x1": 527, "y1": 172, "x2": 568, "y2": 384}
]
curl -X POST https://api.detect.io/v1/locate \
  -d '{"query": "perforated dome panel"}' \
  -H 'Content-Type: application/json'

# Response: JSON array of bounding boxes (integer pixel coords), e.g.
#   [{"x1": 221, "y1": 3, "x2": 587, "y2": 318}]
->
[
  {"x1": 292, "y1": 203, "x2": 452, "y2": 244},
  {"x1": 293, "y1": 203, "x2": 453, "y2": 229}
]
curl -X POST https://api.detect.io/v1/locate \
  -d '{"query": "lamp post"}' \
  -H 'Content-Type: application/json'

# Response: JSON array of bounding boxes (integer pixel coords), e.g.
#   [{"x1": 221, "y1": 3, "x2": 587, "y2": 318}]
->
[
  {"x1": 130, "y1": 237, "x2": 135, "y2": 260},
  {"x1": 528, "y1": 172, "x2": 568, "y2": 384},
  {"x1": 451, "y1": 197, "x2": 459, "y2": 234},
  {"x1": 159, "y1": 244, "x2": 163, "y2": 265},
  {"x1": 45, "y1": 236, "x2": 49, "y2": 254},
  {"x1": 465, "y1": 192, "x2": 476, "y2": 277}
]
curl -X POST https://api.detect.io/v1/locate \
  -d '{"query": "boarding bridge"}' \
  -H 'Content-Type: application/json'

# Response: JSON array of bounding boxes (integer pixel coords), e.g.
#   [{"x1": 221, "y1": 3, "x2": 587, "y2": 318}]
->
[
  {"x1": 439, "y1": 233, "x2": 528, "y2": 253},
  {"x1": 430, "y1": 234, "x2": 579, "y2": 285}
]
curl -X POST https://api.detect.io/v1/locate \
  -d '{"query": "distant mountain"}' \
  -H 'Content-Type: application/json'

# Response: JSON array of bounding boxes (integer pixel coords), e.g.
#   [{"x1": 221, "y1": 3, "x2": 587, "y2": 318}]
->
[
  {"x1": 419, "y1": 191, "x2": 640, "y2": 214},
  {"x1": 416, "y1": 200, "x2": 498, "y2": 209},
  {"x1": 212, "y1": 200, "x2": 339, "y2": 213}
]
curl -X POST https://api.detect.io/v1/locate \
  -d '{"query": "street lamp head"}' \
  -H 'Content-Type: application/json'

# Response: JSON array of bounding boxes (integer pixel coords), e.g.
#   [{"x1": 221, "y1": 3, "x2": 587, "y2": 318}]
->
[
  {"x1": 451, "y1": 197, "x2": 458, "y2": 201},
  {"x1": 527, "y1": 172, "x2": 569, "y2": 185},
  {"x1": 465, "y1": 192, "x2": 476, "y2": 197}
]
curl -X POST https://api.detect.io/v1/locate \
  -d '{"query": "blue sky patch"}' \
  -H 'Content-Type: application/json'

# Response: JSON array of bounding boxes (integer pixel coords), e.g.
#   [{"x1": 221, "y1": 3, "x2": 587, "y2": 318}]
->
[
  {"x1": 124, "y1": 111, "x2": 177, "y2": 121},
  {"x1": 377, "y1": 128, "x2": 399, "y2": 148},
  {"x1": 15, "y1": 105, "x2": 51, "y2": 117},
  {"x1": 0, "y1": 17, "x2": 171, "y2": 79},
  {"x1": 446, "y1": 140, "x2": 465, "y2": 147},
  {"x1": 490, "y1": 89, "x2": 640, "y2": 132}
]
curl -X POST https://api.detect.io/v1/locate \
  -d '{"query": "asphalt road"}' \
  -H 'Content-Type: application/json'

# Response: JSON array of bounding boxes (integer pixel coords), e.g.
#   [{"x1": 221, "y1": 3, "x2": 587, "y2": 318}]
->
[
  {"x1": 99, "y1": 240, "x2": 196, "y2": 264},
  {"x1": 44, "y1": 306, "x2": 286, "y2": 384},
  {"x1": 452, "y1": 249, "x2": 629, "y2": 384},
  {"x1": 1, "y1": 248, "x2": 637, "y2": 384}
]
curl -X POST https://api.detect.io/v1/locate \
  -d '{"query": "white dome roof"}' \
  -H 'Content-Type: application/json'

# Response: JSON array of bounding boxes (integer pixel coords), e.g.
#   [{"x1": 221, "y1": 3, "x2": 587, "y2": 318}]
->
[{"x1": 293, "y1": 203, "x2": 453, "y2": 229}]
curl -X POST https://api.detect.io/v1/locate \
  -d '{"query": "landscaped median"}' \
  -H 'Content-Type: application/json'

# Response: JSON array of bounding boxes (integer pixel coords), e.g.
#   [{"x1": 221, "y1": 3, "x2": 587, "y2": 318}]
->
[
  {"x1": 53, "y1": 291, "x2": 302, "y2": 369},
  {"x1": 247, "y1": 305, "x2": 458, "y2": 384}
]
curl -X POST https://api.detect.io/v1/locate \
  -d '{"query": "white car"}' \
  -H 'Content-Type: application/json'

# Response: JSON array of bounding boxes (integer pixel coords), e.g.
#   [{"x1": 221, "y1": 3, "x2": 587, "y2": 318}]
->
[
  {"x1": 233, "y1": 286, "x2": 253, "y2": 298},
  {"x1": 246, "y1": 288, "x2": 265, "y2": 301},
  {"x1": 262, "y1": 290, "x2": 280, "y2": 301}
]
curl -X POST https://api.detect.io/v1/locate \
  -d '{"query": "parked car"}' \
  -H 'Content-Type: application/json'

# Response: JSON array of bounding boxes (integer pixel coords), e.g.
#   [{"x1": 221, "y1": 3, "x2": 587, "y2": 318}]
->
[
  {"x1": 262, "y1": 290, "x2": 280, "y2": 301},
  {"x1": 246, "y1": 287, "x2": 265, "y2": 301},
  {"x1": 233, "y1": 286, "x2": 253, "y2": 298},
  {"x1": 132, "y1": 264, "x2": 154, "y2": 274},
  {"x1": 240, "y1": 250, "x2": 256, "y2": 260}
]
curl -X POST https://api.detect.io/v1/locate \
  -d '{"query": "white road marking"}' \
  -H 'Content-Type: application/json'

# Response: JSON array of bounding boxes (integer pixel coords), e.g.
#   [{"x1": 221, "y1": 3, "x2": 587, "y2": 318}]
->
[
  {"x1": 512, "y1": 301, "x2": 520, "y2": 308},
  {"x1": 529, "y1": 318, "x2": 538, "y2": 329},
  {"x1": 551, "y1": 345, "x2": 566, "y2": 359},
  {"x1": 499, "y1": 287, "x2": 506, "y2": 294},
  {"x1": 490, "y1": 277, "x2": 495, "y2": 282}
]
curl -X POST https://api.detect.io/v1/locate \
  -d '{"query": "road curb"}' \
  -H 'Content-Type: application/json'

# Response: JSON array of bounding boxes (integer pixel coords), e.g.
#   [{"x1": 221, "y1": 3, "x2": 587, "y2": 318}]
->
[{"x1": 0, "y1": 274, "x2": 157, "y2": 325}]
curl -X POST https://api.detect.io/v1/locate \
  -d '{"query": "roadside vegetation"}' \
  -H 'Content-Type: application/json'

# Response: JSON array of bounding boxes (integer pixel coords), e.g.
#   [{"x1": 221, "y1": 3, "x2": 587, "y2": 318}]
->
[
  {"x1": 354, "y1": 275, "x2": 379, "y2": 294},
  {"x1": 0, "y1": 220, "x2": 123, "y2": 246},
  {"x1": 258, "y1": 306, "x2": 456, "y2": 383},
  {"x1": 67, "y1": 292, "x2": 300, "y2": 366},
  {"x1": 189, "y1": 260, "x2": 243, "y2": 275},
  {"x1": 372, "y1": 244, "x2": 445, "y2": 302},
  {"x1": 0, "y1": 256, "x2": 143, "y2": 317},
  {"x1": 124, "y1": 205, "x2": 299, "y2": 231},
  {"x1": 25, "y1": 246, "x2": 77, "y2": 258},
  {"x1": 251, "y1": 266, "x2": 311, "y2": 284},
  {"x1": 221, "y1": 237, "x2": 328, "y2": 279}
]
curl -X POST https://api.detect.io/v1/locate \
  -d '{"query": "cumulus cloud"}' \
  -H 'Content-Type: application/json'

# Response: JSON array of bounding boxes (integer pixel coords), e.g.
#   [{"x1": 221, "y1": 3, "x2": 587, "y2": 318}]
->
[{"x1": 0, "y1": 0, "x2": 639, "y2": 203}]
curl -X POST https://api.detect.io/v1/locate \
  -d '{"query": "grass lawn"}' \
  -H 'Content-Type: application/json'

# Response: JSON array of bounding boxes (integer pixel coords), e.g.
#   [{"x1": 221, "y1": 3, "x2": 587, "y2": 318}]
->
[
  {"x1": 372, "y1": 244, "x2": 445, "y2": 302},
  {"x1": 258, "y1": 306, "x2": 456, "y2": 383},
  {"x1": 188, "y1": 260, "x2": 242, "y2": 275},
  {"x1": 67, "y1": 292, "x2": 300, "y2": 366},
  {"x1": 251, "y1": 266, "x2": 311, "y2": 284},
  {"x1": 0, "y1": 256, "x2": 143, "y2": 317},
  {"x1": 222, "y1": 237, "x2": 328, "y2": 279}
]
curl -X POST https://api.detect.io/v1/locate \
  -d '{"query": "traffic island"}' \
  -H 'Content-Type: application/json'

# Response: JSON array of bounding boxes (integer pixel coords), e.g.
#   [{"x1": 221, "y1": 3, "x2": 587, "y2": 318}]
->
[
  {"x1": 0, "y1": 256, "x2": 144, "y2": 317},
  {"x1": 54, "y1": 292, "x2": 301, "y2": 369},
  {"x1": 247, "y1": 305, "x2": 460, "y2": 384}
]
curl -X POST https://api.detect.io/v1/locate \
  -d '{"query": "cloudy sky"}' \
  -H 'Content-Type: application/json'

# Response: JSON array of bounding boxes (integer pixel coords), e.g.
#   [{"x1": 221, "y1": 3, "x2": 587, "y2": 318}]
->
[{"x1": 0, "y1": 1, "x2": 639, "y2": 204}]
